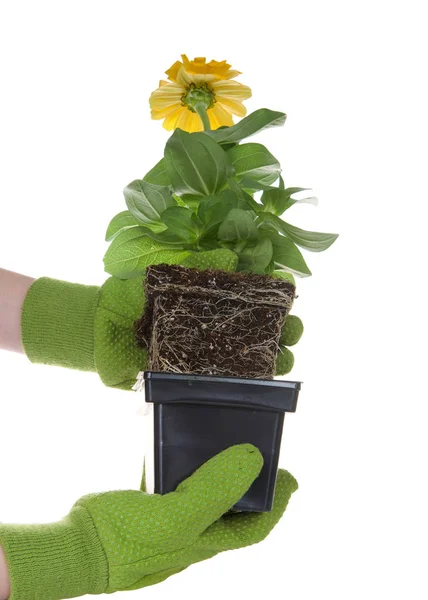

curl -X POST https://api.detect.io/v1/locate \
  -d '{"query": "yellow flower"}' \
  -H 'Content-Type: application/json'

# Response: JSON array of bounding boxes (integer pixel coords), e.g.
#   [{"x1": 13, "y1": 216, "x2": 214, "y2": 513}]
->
[{"x1": 149, "y1": 55, "x2": 252, "y2": 133}]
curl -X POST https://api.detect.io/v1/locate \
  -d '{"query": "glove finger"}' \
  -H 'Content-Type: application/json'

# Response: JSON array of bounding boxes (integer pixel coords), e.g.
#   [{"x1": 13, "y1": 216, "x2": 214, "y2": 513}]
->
[
  {"x1": 280, "y1": 315, "x2": 304, "y2": 347},
  {"x1": 199, "y1": 469, "x2": 298, "y2": 551},
  {"x1": 275, "y1": 347, "x2": 294, "y2": 375},
  {"x1": 173, "y1": 444, "x2": 264, "y2": 535},
  {"x1": 181, "y1": 249, "x2": 238, "y2": 272}
]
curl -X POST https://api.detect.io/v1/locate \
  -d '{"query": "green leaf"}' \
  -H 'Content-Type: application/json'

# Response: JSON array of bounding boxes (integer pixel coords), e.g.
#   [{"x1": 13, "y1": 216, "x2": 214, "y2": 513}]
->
[
  {"x1": 103, "y1": 227, "x2": 191, "y2": 278},
  {"x1": 261, "y1": 187, "x2": 316, "y2": 215},
  {"x1": 198, "y1": 237, "x2": 223, "y2": 251},
  {"x1": 228, "y1": 143, "x2": 281, "y2": 186},
  {"x1": 281, "y1": 187, "x2": 318, "y2": 209},
  {"x1": 264, "y1": 230, "x2": 312, "y2": 277},
  {"x1": 161, "y1": 206, "x2": 204, "y2": 243},
  {"x1": 198, "y1": 192, "x2": 237, "y2": 230},
  {"x1": 240, "y1": 176, "x2": 317, "y2": 207},
  {"x1": 164, "y1": 129, "x2": 232, "y2": 197},
  {"x1": 266, "y1": 257, "x2": 276, "y2": 274},
  {"x1": 238, "y1": 237, "x2": 273, "y2": 273},
  {"x1": 258, "y1": 213, "x2": 338, "y2": 252},
  {"x1": 105, "y1": 210, "x2": 139, "y2": 241},
  {"x1": 272, "y1": 270, "x2": 296, "y2": 285},
  {"x1": 143, "y1": 158, "x2": 170, "y2": 186},
  {"x1": 205, "y1": 109, "x2": 286, "y2": 145},
  {"x1": 226, "y1": 178, "x2": 262, "y2": 213},
  {"x1": 238, "y1": 176, "x2": 276, "y2": 192},
  {"x1": 198, "y1": 189, "x2": 257, "y2": 235},
  {"x1": 124, "y1": 179, "x2": 176, "y2": 232},
  {"x1": 138, "y1": 227, "x2": 185, "y2": 246},
  {"x1": 218, "y1": 208, "x2": 258, "y2": 243},
  {"x1": 173, "y1": 194, "x2": 188, "y2": 207},
  {"x1": 277, "y1": 220, "x2": 338, "y2": 251},
  {"x1": 178, "y1": 195, "x2": 205, "y2": 212},
  {"x1": 261, "y1": 188, "x2": 287, "y2": 215}
]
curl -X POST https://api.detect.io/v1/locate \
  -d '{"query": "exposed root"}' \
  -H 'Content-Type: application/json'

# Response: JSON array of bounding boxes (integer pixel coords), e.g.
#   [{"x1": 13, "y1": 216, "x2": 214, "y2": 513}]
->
[{"x1": 134, "y1": 264, "x2": 296, "y2": 379}]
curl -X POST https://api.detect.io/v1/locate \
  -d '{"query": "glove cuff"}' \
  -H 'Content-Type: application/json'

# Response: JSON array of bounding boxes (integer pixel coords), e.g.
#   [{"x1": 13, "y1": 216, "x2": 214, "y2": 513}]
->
[
  {"x1": 0, "y1": 506, "x2": 108, "y2": 599},
  {"x1": 21, "y1": 277, "x2": 100, "y2": 372}
]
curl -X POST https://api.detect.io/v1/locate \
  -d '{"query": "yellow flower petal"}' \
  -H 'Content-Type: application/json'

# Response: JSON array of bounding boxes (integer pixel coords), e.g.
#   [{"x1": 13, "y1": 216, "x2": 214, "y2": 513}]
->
[
  {"x1": 175, "y1": 66, "x2": 217, "y2": 88},
  {"x1": 175, "y1": 108, "x2": 193, "y2": 131},
  {"x1": 173, "y1": 108, "x2": 204, "y2": 133},
  {"x1": 216, "y1": 97, "x2": 247, "y2": 117},
  {"x1": 211, "y1": 80, "x2": 252, "y2": 100},
  {"x1": 181, "y1": 55, "x2": 240, "y2": 80},
  {"x1": 207, "y1": 107, "x2": 221, "y2": 130},
  {"x1": 175, "y1": 66, "x2": 193, "y2": 88},
  {"x1": 162, "y1": 106, "x2": 186, "y2": 131},
  {"x1": 221, "y1": 70, "x2": 242, "y2": 80},
  {"x1": 188, "y1": 73, "x2": 218, "y2": 85},
  {"x1": 165, "y1": 60, "x2": 183, "y2": 83},
  {"x1": 187, "y1": 112, "x2": 204, "y2": 133},
  {"x1": 151, "y1": 102, "x2": 182, "y2": 119},
  {"x1": 210, "y1": 103, "x2": 234, "y2": 128},
  {"x1": 149, "y1": 83, "x2": 185, "y2": 113}
]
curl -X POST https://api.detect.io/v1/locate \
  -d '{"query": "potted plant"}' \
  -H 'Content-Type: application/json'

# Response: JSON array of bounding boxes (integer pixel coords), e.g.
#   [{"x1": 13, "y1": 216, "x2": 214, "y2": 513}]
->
[{"x1": 103, "y1": 55, "x2": 338, "y2": 512}]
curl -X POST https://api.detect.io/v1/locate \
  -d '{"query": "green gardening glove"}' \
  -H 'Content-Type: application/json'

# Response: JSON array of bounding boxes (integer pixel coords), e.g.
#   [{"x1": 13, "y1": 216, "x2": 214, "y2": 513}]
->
[
  {"x1": 0, "y1": 444, "x2": 298, "y2": 599},
  {"x1": 21, "y1": 249, "x2": 303, "y2": 390}
]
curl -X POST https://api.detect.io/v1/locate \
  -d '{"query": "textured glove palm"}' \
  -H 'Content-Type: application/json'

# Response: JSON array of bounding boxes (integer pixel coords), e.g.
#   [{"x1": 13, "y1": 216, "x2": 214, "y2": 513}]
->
[{"x1": 0, "y1": 445, "x2": 298, "y2": 599}]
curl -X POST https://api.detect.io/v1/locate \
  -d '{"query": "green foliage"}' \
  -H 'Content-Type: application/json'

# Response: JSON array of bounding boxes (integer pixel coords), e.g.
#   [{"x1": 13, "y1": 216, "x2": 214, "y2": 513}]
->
[
  {"x1": 143, "y1": 158, "x2": 170, "y2": 186},
  {"x1": 161, "y1": 206, "x2": 204, "y2": 243},
  {"x1": 227, "y1": 143, "x2": 281, "y2": 185},
  {"x1": 263, "y1": 230, "x2": 312, "y2": 277},
  {"x1": 124, "y1": 180, "x2": 176, "y2": 232},
  {"x1": 205, "y1": 109, "x2": 286, "y2": 145},
  {"x1": 164, "y1": 129, "x2": 232, "y2": 197},
  {"x1": 261, "y1": 187, "x2": 312, "y2": 215},
  {"x1": 257, "y1": 212, "x2": 338, "y2": 252},
  {"x1": 104, "y1": 108, "x2": 338, "y2": 279},
  {"x1": 103, "y1": 227, "x2": 191, "y2": 279},
  {"x1": 105, "y1": 211, "x2": 139, "y2": 241},
  {"x1": 238, "y1": 237, "x2": 273, "y2": 273},
  {"x1": 218, "y1": 208, "x2": 258, "y2": 243},
  {"x1": 198, "y1": 190, "x2": 245, "y2": 230},
  {"x1": 272, "y1": 270, "x2": 296, "y2": 285}
]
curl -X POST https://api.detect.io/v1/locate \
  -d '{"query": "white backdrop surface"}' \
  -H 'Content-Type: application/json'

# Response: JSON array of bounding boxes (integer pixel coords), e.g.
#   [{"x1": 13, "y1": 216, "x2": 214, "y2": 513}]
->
[{"x1": 0, "y1": 1, "x2": 427, "y2": 599}]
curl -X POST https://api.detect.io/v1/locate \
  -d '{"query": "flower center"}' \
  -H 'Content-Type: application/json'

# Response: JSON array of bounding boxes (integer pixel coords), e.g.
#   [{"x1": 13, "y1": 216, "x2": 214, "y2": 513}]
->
[{"x1": 182, "y1": 83, "x2": 216, "y2": 112}]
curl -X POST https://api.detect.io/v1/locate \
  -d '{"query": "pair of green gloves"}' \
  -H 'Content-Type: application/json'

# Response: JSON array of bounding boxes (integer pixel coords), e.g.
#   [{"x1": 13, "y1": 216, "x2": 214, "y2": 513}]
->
[{"x1": 0, "y1": 249, "x2": 303, "y2": 599}]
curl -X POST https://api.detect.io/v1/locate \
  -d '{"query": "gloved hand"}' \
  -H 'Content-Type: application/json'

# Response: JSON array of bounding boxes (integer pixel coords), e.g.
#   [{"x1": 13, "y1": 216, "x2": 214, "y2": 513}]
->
[
  {"x1": 0, "y1": 445, "x2": 298, "y2": 599},
  {"x1": 21, "y1": 249, "x2": 303, "y2": 390}
]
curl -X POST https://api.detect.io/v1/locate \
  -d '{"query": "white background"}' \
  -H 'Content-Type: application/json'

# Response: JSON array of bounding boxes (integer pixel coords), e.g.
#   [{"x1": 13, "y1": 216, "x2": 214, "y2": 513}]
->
[{"x1": 0, "y1": 1, "x2": 427, "y2": 599}]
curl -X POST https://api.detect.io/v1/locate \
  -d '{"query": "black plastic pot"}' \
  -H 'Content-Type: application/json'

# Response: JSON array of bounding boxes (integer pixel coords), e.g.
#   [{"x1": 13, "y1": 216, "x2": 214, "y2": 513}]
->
[{"x1": 143, "y1": 371, "x2": 301, "y2": 512}]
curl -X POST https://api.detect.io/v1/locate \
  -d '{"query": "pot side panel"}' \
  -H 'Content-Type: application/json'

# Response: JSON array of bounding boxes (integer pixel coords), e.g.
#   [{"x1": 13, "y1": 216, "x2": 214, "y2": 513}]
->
[{"x1": 153, "y1": 402, "x2": 285, "y2": 512}]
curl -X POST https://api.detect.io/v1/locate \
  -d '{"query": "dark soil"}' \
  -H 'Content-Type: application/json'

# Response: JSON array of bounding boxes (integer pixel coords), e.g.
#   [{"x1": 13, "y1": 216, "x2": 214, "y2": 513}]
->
[{"x1": 134, "y1": 264, "x2": 296, "y2": 379}]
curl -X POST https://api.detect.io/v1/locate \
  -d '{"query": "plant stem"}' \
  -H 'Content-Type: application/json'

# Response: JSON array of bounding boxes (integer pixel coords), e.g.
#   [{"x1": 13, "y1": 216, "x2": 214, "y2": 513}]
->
[{"x1": 194, "y1": 103, "x2": 211, "y2": 131}]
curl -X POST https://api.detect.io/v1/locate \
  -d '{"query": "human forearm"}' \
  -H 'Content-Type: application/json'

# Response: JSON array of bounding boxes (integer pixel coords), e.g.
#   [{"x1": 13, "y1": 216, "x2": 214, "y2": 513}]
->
[
  {"x1": 0, "y1": 269, "x2": 35, "y2": 354},
  {"x1": 0, "y1": 545, "x2": 10, "y2": 600}
]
